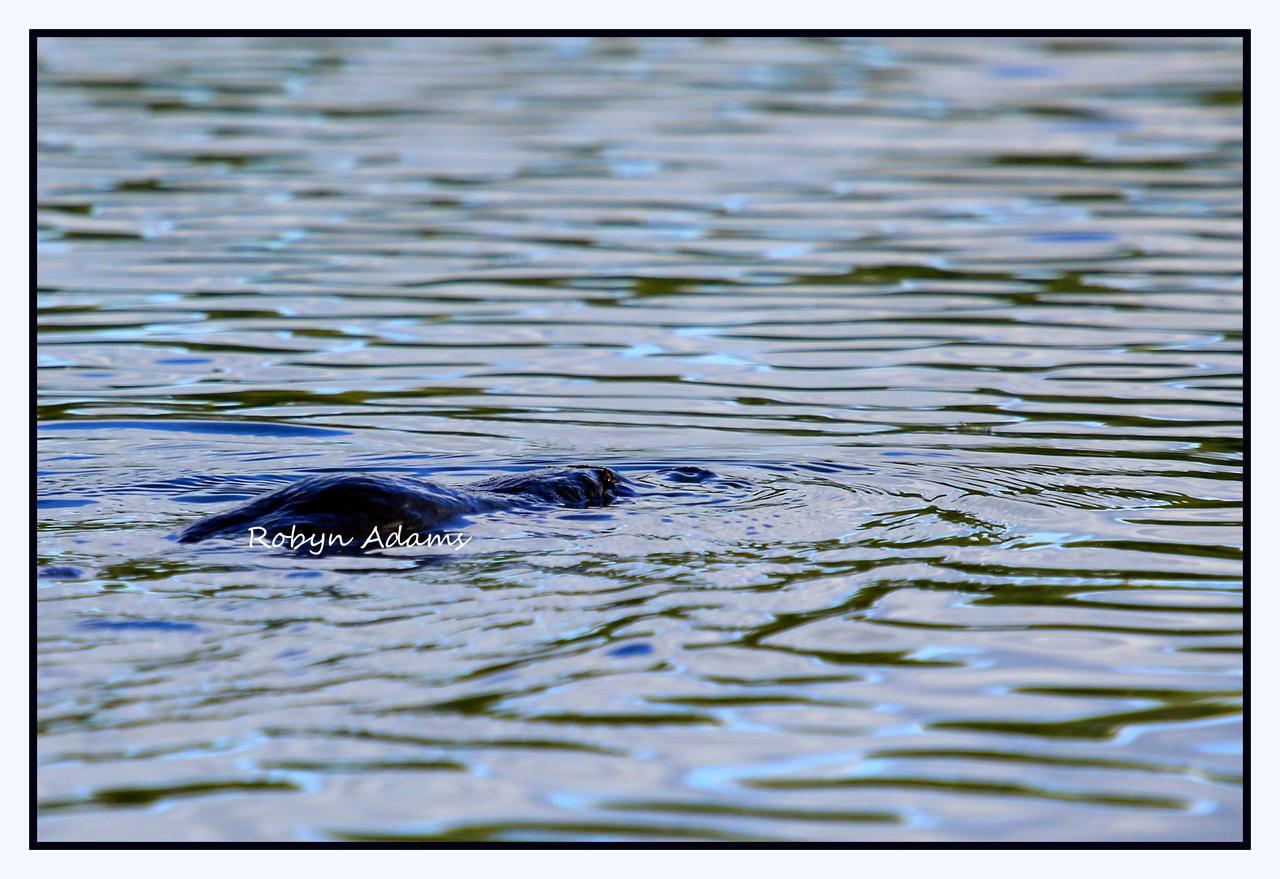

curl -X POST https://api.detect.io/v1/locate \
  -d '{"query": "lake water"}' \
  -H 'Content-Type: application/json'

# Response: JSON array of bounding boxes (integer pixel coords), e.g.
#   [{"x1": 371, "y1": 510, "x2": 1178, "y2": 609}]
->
[{"x1": 35, "y1": 36, "x2": 1244, "y2": 843}]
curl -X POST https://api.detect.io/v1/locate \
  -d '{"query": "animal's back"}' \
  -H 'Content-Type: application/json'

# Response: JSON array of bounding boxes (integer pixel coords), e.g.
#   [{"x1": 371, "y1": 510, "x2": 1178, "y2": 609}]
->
[
  {"x1": 175, "y1": 473, "x2": 486, "y2": 544},
  {"x1": 175, "y1": 466, "x2": 624, "y2": 549}
]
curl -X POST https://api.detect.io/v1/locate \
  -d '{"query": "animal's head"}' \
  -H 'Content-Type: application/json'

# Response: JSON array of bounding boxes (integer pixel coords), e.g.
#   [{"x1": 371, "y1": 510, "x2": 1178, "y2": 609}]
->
[
  {"x1": 473, "y1": 465, "x2": 628, "y2": 507},
  {"x1": 569, "y1": 465, "x2": 628, "y2": 503}
]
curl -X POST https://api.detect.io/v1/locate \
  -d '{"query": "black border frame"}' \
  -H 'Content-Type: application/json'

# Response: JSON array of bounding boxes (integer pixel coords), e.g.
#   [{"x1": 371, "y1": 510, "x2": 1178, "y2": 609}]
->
[{"x1": 30, "y1": 28, "x2": 1251, "y2": 851}]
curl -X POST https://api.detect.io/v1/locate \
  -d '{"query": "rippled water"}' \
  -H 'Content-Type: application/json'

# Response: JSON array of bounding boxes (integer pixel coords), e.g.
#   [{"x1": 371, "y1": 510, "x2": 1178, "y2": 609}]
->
[{"x1": 35, "y1": 36, "x2": 1244, "y2": 843}]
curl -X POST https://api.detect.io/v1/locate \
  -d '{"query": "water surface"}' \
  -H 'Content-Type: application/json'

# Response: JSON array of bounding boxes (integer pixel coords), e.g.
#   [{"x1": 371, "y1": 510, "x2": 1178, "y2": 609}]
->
[{"x1": 36, "y1": 35, "x2": 1244, "y2": 843}]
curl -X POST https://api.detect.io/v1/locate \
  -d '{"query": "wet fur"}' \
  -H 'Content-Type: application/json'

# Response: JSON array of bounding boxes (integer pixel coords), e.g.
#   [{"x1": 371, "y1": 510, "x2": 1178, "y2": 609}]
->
[{"x1": 176, "y1": 466, "x2": 624, "y2": 547}]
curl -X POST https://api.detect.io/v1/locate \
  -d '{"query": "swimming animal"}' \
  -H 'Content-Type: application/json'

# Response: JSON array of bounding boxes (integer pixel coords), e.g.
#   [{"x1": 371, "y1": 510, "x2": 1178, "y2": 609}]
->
[{"x1": 175, "y1": 465, "x2": 625, "y2": 552}]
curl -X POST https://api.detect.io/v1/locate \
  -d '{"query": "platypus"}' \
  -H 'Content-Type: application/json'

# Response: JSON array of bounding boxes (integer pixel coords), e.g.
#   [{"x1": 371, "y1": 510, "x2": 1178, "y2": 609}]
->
[{"x1": 175, "y1": 465, "x2": 624, "y2": 552}]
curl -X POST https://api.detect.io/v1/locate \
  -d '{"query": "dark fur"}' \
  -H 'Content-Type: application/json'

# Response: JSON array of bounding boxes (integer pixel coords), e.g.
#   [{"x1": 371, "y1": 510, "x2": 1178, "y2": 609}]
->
[{"x1": 176, "y1": 466, "x2": 623, "y2": 547}]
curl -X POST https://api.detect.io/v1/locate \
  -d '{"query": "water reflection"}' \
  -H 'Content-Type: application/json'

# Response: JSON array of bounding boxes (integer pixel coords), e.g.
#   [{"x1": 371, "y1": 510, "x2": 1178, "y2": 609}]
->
[{"x1": 36, "y1": 35, "x2": 1242, "y2": 842}]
